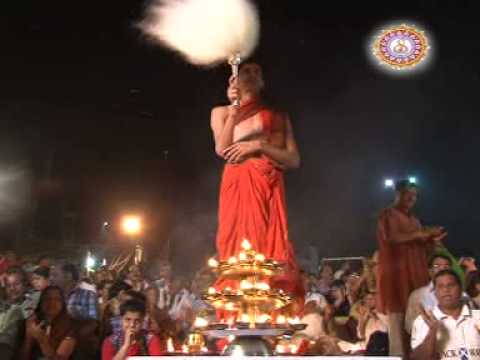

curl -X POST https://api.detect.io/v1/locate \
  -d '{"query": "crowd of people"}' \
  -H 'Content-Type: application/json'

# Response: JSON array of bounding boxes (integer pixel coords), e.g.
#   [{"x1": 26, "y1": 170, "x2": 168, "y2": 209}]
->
[
  {"x1": 0, "y1": 253, "x2": 217, "y2": 359},
  {"x1": 0, "y1": 243, "x2": 479, "y2": 359}
]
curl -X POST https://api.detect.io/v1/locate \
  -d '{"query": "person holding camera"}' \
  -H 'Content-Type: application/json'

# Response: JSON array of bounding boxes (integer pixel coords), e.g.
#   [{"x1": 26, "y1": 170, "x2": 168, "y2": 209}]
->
[{"x1": 20, "y1": 286, "x2": 78, "y2": 360}]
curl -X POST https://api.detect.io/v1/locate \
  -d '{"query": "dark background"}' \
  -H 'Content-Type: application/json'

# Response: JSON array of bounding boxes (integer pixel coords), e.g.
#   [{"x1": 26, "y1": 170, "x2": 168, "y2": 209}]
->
[{"x1": 1, "y1": 0, "x2": 479, "y2": 274}]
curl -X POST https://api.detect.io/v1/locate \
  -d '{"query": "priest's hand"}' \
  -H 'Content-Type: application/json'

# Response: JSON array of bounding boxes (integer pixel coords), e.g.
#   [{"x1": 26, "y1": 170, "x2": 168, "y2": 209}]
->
[
  {"x1": 223, "y1": 140, "x2": 262, "y2": 163},
  {"x1": 432, "y1": 231, "x2": 448, "y2": 245},
  {"x1": 227, "y1": 75, "x2": 240, "y2": 105}
]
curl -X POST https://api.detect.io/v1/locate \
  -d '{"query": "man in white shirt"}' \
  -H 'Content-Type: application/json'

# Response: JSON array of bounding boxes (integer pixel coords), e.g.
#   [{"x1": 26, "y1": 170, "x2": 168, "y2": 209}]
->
[
  {"x1": 411, "y1": 269, "x2": 480, "y2": 360},
  {"x1": 405, "y1": 254, "x2": 452, "y2": 334}
]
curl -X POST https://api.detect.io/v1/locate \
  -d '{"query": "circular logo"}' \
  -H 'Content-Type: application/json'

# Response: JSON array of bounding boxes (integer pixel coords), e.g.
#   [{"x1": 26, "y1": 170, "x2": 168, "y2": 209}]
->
[{"x1": 372, "y1": 24, "x2": 430, "y2": 70}]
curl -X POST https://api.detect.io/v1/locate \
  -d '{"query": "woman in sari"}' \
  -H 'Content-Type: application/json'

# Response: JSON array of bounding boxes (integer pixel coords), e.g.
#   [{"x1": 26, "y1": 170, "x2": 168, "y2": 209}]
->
[{"x1": 20, "y1": 286, "x2": 78, "y2": 360}]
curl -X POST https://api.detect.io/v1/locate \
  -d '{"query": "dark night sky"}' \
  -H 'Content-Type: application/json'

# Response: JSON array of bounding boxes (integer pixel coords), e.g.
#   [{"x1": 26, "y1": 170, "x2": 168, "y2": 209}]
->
[{"x1": 1, "y1": 0, "x2": 480, "y2": 273}]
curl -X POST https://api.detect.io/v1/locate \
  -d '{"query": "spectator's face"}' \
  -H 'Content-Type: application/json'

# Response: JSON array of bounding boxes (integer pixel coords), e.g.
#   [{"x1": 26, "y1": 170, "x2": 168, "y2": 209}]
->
[
  {"x1": 31, "y1": 274, "x2": 50, "y2": 292},
  {"x1": 41, "y1": 288, "x2": 64, "y2": 320},
  {"x1": 158, "y1": 265, "x2": 171, "y2": 282},
  {"x1": 346, "y1": 274, "x2": 360, "y2": 289},
  {"x1": 49, "y1": 267, "x2": 66, "y2": 288},
  {"x1": 150, "y1": 316, "x2": 161, "y2": 334},
  {"x1": 6, "y1": 273, "x2": 26, "y2": 303},
  {"x1": 5, "y1": 252, "x2": 16, "y2": 262},
  {"x1": 330, "y1": 286, "x2": 345, "y2": 302},
  {"x1": 301, "y1": 273, "x2": 310, "y2": 289},
  {"x1": 119, "y1": 292, "x2": 133, "y2": 305},
  {"x1": 320, "y1": 265, "x2": 333, "y2": 278},
  {"x1": 304, "y1": 301, "x2": 318, "y2": 314},
  {"x1": 104, "y1": 282, "x2": 113, "y2": 294},
  {"x1": 99, "y1": 282, "x2": 113, "y2": 299},
  {"x1": 145, "y1": 287, "x2": 159, "y2": 308},
  {"x1": 429, "y1": 257, "x2": 451, "y2": 278},
  {"x1": 122, "y1": 311, "x2": 144, "y2": 335},
  {"x1": 364, "y1": 293, "x2": 377, "y2": 310},
  {"x1": 435, "y1": 274, "x2": 462, "y2": 309},
  {"x1": 171, "y1": 279, "x2": 184, "y2": 294},
  {"x1": 128, "y1": 266, "x2": 142, "y2": 281},
  {"x1": 38, "y1": 258, "x2": 50, "y2": 268}
]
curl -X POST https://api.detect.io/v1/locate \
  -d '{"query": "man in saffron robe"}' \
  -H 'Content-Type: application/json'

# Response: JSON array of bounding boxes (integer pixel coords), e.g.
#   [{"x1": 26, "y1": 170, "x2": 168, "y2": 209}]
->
[
  {"x1": 210, "y1": 63, "x2": 303, "y2": 300},
  {"x1": 376, "y1": 179, "x2": 447, "y2": 357}
]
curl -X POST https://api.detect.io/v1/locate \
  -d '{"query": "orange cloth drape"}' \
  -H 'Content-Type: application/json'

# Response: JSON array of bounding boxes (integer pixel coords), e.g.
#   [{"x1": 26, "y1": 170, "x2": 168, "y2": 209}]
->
[
  {"x1": 376, "y1": 207, "x2": 430, "y2": 314},
  {"x1": 214, "y1": 107, "x2": 303, "y2": 301}
]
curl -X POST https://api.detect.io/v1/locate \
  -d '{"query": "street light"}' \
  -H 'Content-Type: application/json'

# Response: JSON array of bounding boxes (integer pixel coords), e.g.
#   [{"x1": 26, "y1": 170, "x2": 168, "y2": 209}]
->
[
  {"x1": 121, "y1": 215, "x2": 143, "y2": 265},
  {"x1": 122, "y1": 215, "x2": 142, "y2": 236},
  {"x1": 384, "y1": 179, "x2": 394, "y2": 188},
  {"x1": 85, "y1": 251, "x2": 96, "y2": 273},
  {"x1": 409, "y1": 176, "x2": 417, "y2": 184}
]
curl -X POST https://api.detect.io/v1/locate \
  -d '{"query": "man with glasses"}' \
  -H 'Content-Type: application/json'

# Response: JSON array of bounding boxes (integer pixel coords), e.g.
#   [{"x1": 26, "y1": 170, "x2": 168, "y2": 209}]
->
[
  {"x1": 0, "y1": 267, "x2": 31, "y2": 359},
  {"x1": 405, "y1": 254, "x2": 452, "y2": 334}
]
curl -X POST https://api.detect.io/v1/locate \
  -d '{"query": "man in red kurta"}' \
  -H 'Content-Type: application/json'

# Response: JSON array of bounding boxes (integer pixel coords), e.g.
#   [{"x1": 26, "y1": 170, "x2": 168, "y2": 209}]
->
[{"x1": 377, "y1": 179, "x2": 446, "y2": 357}]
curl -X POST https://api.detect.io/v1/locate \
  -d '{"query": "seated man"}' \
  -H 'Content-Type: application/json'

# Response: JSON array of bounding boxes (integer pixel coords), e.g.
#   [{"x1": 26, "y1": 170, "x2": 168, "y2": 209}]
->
[
  {"x1": 102, "y1": 299, "x2": 164, "y2": 359},
  {"x1": 405, "y1": 254, "x2": 452, "y2": 334},
  {"x1": 336, "y1": 291, "x2": 388, "y2": 354},
  {"x1": 50, "y1": 263, "x2": 98, "y2": 321},
  {"x1": 356, "y1": 291, "x2": 388, "y2": 347},
  {"x1": 298, "y1": 299, "x2": 327, "y2": 341},
  {"x1": 0, "y1": 266, "x2": 31, "y2": 359},
  {"x1": 411, "y1": 269, "x2": 480, "y2": 360}
]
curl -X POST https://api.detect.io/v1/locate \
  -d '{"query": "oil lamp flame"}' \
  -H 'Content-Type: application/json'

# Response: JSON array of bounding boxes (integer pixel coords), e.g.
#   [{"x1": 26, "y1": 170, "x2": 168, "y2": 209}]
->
[
  {"x1": 254, "y1": 253, "x2": 265, "y2": 262},
  {"x1": 167, "y1": 338, "x2": 175, "y2": 353},
  {"x1": 241, "y1": 239, "x2": 252, "y2": 250},
  {"x1": 288, "y1": 316, "x2": 301, "y2": 325},
  {"x1": 208, "y1": 258, "x2": 218, "y2": 268},
  {"x1": 240, "y1": 280, "x2": 253, "y2": 290},
  {"x1": 256, "y1": 282, "x2": 270, "y2": 291},
  {"x1": 194, "y1": 317, "x2": 209, "y2": 328},
  {"x1": 257, "y1": 314, "x2": 271, "y2": 323},
  {"x1": 240, "y1": 313, "x2": 250, "y2": 323}
]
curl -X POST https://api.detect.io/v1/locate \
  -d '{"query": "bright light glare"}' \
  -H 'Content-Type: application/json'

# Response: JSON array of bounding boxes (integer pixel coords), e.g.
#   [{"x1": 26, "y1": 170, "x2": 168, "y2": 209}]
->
[
  {"x1": 86, "y1": 253, "x2": 96, "y2": 270},
  {"x1": 385, "y1": 179, "x2": 395, "y2": 188},
  {"x1": 122, "y1": 215, "x2": 142, "y2": 236}
]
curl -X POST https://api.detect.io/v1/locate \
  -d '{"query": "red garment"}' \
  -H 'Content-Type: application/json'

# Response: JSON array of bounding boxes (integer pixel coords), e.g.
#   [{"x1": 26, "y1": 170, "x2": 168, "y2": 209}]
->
[
  {"x1": 376, "y1": 207, "x2": 430, "y2": 314},
  {"x1": 0, "y1": 258, "x2": 15, "y2": 274},
  {"x1": 101, "y1": 334, "x2": 164, "y2": 359},
  {"x1": 215, "y1": 103, "x2": 303, "y2": 300}
]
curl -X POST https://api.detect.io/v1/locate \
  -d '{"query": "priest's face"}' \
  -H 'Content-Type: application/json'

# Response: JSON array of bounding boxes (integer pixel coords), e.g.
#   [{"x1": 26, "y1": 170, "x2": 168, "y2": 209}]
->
[{"x1": 237, "y1": 63, "x2": 264, "y2": 95}]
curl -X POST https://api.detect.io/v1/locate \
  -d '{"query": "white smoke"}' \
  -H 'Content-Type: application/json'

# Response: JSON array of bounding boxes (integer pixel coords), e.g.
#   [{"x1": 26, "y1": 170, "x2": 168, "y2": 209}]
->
[
  {"x1": 139, "y1": 0, "x2": 260, "y2": 66},
  {"x1": 0, "y1": 163, "x2": 31, "y2": 225}
]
